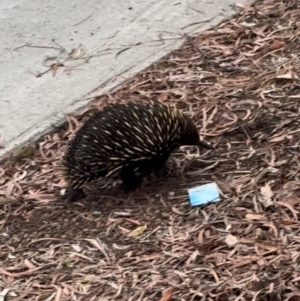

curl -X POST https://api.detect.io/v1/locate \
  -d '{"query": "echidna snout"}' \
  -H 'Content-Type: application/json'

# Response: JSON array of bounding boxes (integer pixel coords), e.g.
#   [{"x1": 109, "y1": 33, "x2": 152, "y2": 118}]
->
[{"x1": 180, "y1": 117, "x2": 212, "y2": 149}]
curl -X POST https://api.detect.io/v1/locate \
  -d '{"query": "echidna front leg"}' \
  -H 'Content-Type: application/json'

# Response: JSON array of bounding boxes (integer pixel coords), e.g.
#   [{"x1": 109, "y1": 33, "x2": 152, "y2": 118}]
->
[
  {"x1": 151, "y1": 154, "x2": 171, "y2": 178},
  {"x1": 66, "y1": 187, "x2": 86, "y2": 203},
  {"x1": 119, "y1": 166, "x2": 144, "y2": 193}
]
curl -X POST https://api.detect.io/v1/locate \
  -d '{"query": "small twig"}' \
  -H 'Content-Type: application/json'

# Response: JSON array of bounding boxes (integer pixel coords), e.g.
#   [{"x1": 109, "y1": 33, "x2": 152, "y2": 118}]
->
[
  {"x1": 187, "y1": 5, "x2": 205, "y2": 15},
  {"x1": 115, "y1": 47, "x2": 131, "y2": 58},
  {"x1": 13, "y1": 43, "x2": 61, "y2": 51},
  {"x1": 51, "y1": 39, "x2": 68, "y2": 52},
  {"x1": 73, "y1": 14, "x2": 93, "y2": 26},
  {"x1": 181, "y1": 15, "x2": 218, "y2": 30}
]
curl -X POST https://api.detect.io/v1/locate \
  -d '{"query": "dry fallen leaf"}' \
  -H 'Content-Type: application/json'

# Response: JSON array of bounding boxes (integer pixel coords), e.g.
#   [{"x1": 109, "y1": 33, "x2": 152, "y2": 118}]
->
[
  {"x1": 159, "y1": 93, "x2": 169, "y2": 102},
  {"x1": 245, "y1": 214, "x2": 268, "y2": 221},
  {"x1": 159, "y1": 287, "x2": 173, "y2": 301},
  {"x1": 281, "y1": 219, "x2": 299, "y2": 226},
  {"x1": 127, "y1": 225, "x2": 147, "y2": 237},
  {"x1": 256, "y1": 242, "x2": 277, "y2": 252},
  {"x1": 118, "y1": 225, "x2": 131, "y2": 234},
  {"x1": 259, "y1": 183, "x2": 274, "y2": 207},
  {"x1": 51, "y1": 63, "x2": 59, "y2": 77},
  {"x1": 125, "y1": 218, "x2": 141, "y2": 225},
  {"x1": 272, "y1": 39, "x2": 285, "y2": 49},
  {"x1": 225, "y1": 234, "x2": 239, "y2": 247},
  {"x1": 276, "y1": 73, "x2": 298, "y2": 79},
  {"x1": 269, "y1": 134, "x2": 291, "y2": 142}
]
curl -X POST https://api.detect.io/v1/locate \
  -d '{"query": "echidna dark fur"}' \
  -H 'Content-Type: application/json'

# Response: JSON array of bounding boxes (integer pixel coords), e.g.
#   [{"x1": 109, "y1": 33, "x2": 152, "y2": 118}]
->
[{"x1": 61, "y1": 100, "x2": 211, "y2": 202}]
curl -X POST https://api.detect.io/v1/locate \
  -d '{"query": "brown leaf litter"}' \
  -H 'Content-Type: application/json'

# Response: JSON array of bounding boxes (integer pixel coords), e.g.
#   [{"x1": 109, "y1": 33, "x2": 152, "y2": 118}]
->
[{"x1": 1, "y1": 0, "x2": 300, "y2": 300}]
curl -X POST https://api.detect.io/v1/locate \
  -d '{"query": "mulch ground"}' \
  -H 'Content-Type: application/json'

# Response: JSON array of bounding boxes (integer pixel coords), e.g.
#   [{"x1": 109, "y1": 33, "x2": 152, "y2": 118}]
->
[{"x1": 1, "y1": 0, "x2": 300, "y2": 300}]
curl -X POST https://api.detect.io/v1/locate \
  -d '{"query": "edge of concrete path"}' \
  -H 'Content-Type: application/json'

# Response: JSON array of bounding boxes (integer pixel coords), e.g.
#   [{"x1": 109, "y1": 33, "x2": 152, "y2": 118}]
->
[{"x1": 0, "y1": 2, "x2": 252, "y2": 161}]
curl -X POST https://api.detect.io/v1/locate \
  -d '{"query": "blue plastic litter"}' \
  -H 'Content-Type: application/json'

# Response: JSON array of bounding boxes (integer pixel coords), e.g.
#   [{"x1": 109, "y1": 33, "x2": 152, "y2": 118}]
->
[{"x1": 188, "y1": 182, "x2": 220, "y2": 207}]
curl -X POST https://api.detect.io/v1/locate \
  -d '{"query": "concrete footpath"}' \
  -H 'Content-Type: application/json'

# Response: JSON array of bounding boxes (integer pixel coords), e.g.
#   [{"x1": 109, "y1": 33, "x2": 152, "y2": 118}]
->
[{"x1": 0, "y1": 0, "x2": 250, "y2": 157}]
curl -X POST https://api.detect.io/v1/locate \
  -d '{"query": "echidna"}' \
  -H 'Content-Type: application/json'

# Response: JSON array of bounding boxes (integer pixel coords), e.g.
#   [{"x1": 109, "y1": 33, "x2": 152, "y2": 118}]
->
[{"x1": 61, "y1": 100, "x2": 211, "y2": 202}]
